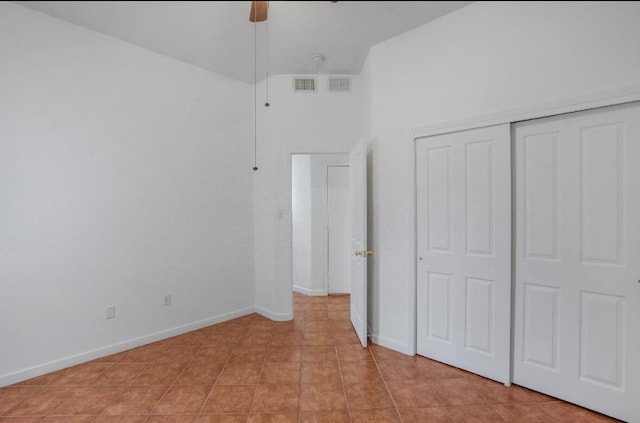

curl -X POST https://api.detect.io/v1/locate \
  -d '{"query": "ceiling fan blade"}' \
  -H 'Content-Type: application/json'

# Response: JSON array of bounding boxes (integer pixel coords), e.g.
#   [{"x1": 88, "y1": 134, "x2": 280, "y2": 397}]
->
[{"x1": 249, "y1": 1, "x2": 268, "y2": 22}]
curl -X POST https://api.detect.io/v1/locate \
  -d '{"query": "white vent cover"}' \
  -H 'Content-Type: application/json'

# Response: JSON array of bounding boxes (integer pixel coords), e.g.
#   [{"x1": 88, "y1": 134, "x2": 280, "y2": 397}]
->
[
  {"x1": 293, "y1": 77, "x2": 317, "y2": 92},
  {"x1": 328, "y1": 77, "x2": 351, "y2": 92}
]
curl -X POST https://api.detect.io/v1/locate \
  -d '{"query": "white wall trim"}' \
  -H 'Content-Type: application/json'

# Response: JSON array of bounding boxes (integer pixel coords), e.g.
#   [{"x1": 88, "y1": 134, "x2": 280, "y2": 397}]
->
[
  {"x1": 0, "y1": 306, "x2": 255, "y2": 387},
  {"x1": 412, "y1": 84, "x2": 640, "y2": 140},
  {"x1": 255, "y1": 305, "x2": 293, "y2": 322},
  {"x1": 369, "y1": 331, "x2": 413, "y2": 356},
  {"x1": 407, "y1": 84, "x2": 640, "y2": 361},
  {"x1": 292, "y1": 285, "x2": 327, "y2": 297}
]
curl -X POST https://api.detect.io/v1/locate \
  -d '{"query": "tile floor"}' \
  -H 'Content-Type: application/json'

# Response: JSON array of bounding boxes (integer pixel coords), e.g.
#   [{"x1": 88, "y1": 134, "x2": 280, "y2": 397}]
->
[{"x1": 0, "y1": 292, "x2": 620, "y2": 422}]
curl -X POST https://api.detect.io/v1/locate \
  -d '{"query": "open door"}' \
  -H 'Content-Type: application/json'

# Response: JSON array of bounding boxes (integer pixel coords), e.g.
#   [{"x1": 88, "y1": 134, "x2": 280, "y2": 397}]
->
[{"x1": 350, "y1": 141, "x2": 368, "y2": 348}]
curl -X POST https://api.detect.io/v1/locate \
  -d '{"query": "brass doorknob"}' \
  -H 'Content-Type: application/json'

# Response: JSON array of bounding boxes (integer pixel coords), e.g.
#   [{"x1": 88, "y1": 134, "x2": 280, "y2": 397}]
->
[
  {"x1": 354, "y1": 251, "x2": 363, "y2": 256},
  {"x1": 365, "y1": 250, "x2": 373, "y2": 256}
]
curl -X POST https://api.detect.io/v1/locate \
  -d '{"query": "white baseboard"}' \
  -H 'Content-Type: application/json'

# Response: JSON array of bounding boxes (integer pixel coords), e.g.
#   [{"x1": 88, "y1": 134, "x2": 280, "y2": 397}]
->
[
  {"x1": 0, "y1": 306, "x2": 255, "y2": 387},
  {"x1": 369, "y1": 331, "x2": 413, "y2": 356},
  {"x1": 292, "y1": 285, "x2": 327, "y2": 297},
  {"x1": 254, "y1": 305, "x2": 293, "y2": 322}
]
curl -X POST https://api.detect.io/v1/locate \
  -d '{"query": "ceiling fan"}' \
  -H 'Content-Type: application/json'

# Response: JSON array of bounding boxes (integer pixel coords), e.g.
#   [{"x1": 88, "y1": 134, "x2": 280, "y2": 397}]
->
[{"x1": 249, "y1": 1, "x2": 268, "y2": 22}]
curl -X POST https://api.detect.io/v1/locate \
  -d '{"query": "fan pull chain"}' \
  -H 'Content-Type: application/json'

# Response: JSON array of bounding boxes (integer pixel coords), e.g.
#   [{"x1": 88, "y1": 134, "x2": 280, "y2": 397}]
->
[
  {"x1": 252, "y1": 10, "x2": 258, "y2": 171},
  {"x1": 265, "y1": 10, "x2": 270, "y2": 108}
]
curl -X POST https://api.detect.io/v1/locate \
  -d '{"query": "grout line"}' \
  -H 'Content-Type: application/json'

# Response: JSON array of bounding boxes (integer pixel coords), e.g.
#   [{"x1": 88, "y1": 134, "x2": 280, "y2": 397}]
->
[
  {"x1": 336, "y1": 344, "x2": 354, "y2": 423},
  {"x1": 369, "y1": 345, "x2": 404, "y2": 423}
]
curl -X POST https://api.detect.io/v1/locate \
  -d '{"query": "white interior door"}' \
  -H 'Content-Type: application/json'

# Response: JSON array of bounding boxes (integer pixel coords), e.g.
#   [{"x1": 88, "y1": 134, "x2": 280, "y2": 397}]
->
[
  {"x1": 350, "y1": 141, "x2": 368, "y2": 348},
  {"x1": 327, "y1": 165, "x2": 350, "y2": 294},
  {"x1": 416, "y1": 124, "x2": 511, "y2": 384},
  {"x1": 513, "y1": 103, "x2": 640, "y2": 422}
]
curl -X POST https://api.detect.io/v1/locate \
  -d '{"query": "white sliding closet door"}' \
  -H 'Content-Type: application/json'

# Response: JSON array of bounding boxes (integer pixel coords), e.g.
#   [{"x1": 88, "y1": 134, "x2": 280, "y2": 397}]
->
[
  {"x1": 416, "y1": 124, "x2": 511, "y2": 384},
  {"x1": 513, "y1": 103, "x2": 640, "y2": 422}
]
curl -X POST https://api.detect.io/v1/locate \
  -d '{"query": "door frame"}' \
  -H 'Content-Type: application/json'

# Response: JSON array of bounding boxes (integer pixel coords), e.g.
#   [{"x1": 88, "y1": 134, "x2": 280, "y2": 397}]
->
[
  {"x1": 407, "y1": 83, "x2": 640, "y2": 358},
  {"x1": 290, "y1": 152, "x2": 350, "y2": 300}
]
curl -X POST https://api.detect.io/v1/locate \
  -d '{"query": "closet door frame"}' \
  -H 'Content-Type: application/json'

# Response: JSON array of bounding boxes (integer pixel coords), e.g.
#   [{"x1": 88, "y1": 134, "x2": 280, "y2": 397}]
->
[{"x1": 407, "y1": 84, "x2": 640, "y2": 358}]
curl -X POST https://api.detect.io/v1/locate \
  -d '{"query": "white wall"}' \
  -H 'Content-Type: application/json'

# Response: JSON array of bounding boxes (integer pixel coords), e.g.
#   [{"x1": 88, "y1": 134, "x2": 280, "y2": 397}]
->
[
  {"x1": 291, "y1": 154, "x2": 349, "y2": 296},
  {"x1": 365, "y1": 1, "x2": 640, "y2": 353},
  {"x1": 253, "y1": 75, "x2": 365, "y2": 320},
  {"x1": 0, "y1": 2, "x2": 254, "y2": 385}
]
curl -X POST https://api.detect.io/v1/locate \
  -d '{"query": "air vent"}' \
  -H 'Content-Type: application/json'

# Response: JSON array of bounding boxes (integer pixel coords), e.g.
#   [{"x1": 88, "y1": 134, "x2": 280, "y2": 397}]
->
[
  {"x1": 293, "y1": 77, "x2": 317, "y2": 92},
  {"x1": 328, "y1": 77, "x2": 351, "y2": 92}
]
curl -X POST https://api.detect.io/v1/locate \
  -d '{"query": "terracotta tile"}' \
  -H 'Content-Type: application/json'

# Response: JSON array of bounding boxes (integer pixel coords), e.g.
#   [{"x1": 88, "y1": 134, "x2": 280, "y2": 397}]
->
[
  {"x1": 93, "y1": 416, "x2": 147, "y2": 422},
  {"x1": 90, "y1": 363, "x2": 148, "y2": 386},
  {"x1": 153, "y1": 346, "x2": 199, "y2": 366},
  {"x1": 376, "y1": 361, "x2": 420, "y2": 381},
  {"x1": 414, "y1": 357, "x2": 463, "y2": 379},
  {"x1": 131, "y1": 363, "x2": 184, "y2": 385},
  {"x1": 540, "y1": 402, "x2": 619, "y2": 422},
  {"x1": 272, "y1": 320, "x2": 299, "y2": 332},
  {"x1": 172, "y1": 363, "x2": 222, "y2": 386},
  {"x1": 299, "y1": 411, "x2": 350, "y2": 423},
  {"x1": 301, "y1": 346, "x2": 337, "y2": 363},
  {"x1": 332, "y1": 333, "x2": 360, "y2": 345},
  {"x1": 194, "y1": 346, "x2": 234, "y2": 364},
  {"x1": 328, "y1": 310, "x2": 350, "y2": 321},
  {"x1": 250, "y1": 384, "x2": 299, "y2": 413},
  {"x1": 101, "y1": 385, "x2": 167, "y2": 415},
  {"x1": 247, "y1": 413, "x2": 298, "y2": 423},
  {"x1": 270, "y1": 333, "x2": 303, "y2": 346},
  {"x1": 13, "y1": 373, "x2": 60, "y2": 387},
  {"x1": 302, "y1": 332, "x2": 334, "y2": 346},
  {"x1": 51, "y1": 386, "x2": 126, "y2": 415},
  {"x1": 147, "y1": 415, "x2": 198, "y2": 423},
  {"x1": 42, "y1": 416, "x2": 97, "y2": 422},
  {"x1": 300, "y1": 383, "x2": 347, "y2": 412},
  {"x1": 201, "y1": 385, "x2": 255, "y2": 413},
  {"x1": 236, "y1": 334, "x2": 272, "y2": 348},
  {"x1": 152, "y1": 385, "x2": 210, "y2": 414},
  {"x1": 195, "y1": 415, "x2": 247, "y2": 423},
  {"x1": 0, "y1": 387, "x2": 43, "y2": 414},
  {"x1": 471, "y1": 379, "x2": 537, "y2": 404},
  {"x1": 369, "y1": 344, "x2": 412, "y2": 363},
  {"x1": 265, "y1": 346, "x2": 301, "y2": 362},
  {"x1": 493, "y1": 403, "x2": 552, "y2": 422},
  {"x1": 386, "y1": 380, "x2": 442, "y2": 408},
  {"x1": 350, "y1": 409, "x2": 402, "y2": 423},
  {"x1": 167, "y1": 331, "x2": 209, "y2": 346},
  {"x1": 6, "y1": 387, "x2": 74, "y2": 416},
  {"x1": 447, "y1": 404, "x2": 506, "y2": 422},
  {"x1": 304, "y1": 321, "x2": 334, "y2": 332},
  {"x1": 247, "y1": 321, "x2": 275, "y2": 331},
  {"x1": 344, "y1": 382, "x2": 394, "y2": 410},
  {"x1": 227, "y1": 347, "x2": 267, "y2": 364},
  {"x1": 458, "y1": 369, "x2": 493, "y2": 383},
  {"x1": 399, "y1": 407, "x2": 453, "y2": 423},
  {"x1": 336, "y1": 344, "x2": 372, "y2": 362},
  {"x1": 332, "y1": 322, "x2": 356, "y2": 332},
  {"x1": 93, "y1": 351, "x2": 129, "y2": 363},
  {"x1": 217, "y1": 362, "x2": 263, "y2": 385},
  {"x1": 49, "y1": 363, "x2": 110, "y2": 386},
  {"x1": 204, "y1": 332, "x2": 241, "y2": 346},
  {"x1": 430, "y1": 379, "x2": 487, "y2": 406},
  {"x1": 120, "y1": 344, "x2": 166, "y2": 363},
  {"x1": 300, "y1": 363, "x2": 341, "y2": 385},
  {"x1": 340, "y1": 361, "x2": 382, "y2": 383},
  {"x1": 259, "y1": 362, "x2": 300, "y2": 384}
]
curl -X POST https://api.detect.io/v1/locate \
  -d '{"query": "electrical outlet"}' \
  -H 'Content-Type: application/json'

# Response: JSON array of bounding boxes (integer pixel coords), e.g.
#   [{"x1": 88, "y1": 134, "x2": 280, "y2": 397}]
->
[
  {"x1": 105, "y1": 306, "x2": 115, "y2": 320},
  {"x1": 164, "y1": 294, "x2": 171, "y2": 306}
]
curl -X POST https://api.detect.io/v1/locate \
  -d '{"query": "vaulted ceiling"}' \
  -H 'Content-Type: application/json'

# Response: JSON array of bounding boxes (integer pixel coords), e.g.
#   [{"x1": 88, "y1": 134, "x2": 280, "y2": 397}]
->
[{"x1": 15, "y1": 1, "x2": 473, "y2": 84}]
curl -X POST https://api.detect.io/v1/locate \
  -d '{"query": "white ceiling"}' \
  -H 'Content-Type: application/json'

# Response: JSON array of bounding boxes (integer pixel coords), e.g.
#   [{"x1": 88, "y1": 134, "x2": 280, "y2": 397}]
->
[{"x1": 15, "y1": 1, "x2": 473, "y2": 84}]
